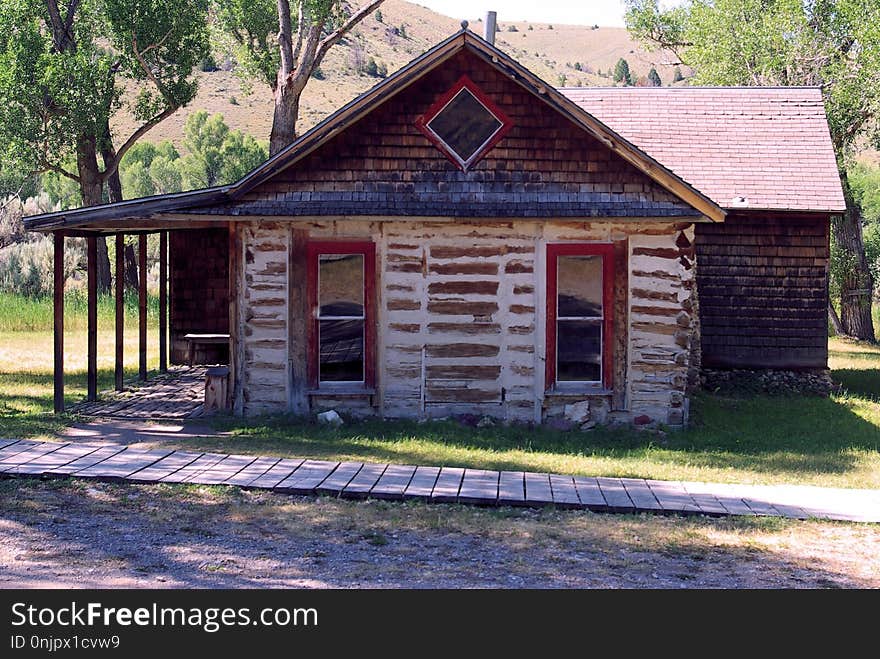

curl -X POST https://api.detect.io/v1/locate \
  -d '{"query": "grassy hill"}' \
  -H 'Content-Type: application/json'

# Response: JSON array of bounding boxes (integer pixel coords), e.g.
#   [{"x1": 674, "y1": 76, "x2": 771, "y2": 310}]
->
[{"x1": 111, "y1": 0, "x2": 687, "y2": 150}]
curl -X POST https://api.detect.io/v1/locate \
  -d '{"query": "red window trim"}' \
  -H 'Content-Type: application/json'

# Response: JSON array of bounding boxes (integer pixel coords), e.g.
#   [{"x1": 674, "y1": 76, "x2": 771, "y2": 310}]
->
[
  {"x1": 414, "y1": 74, "x2": 513, "y2": 172},
  {"x1": 545, "y1": 243, "x2": 615, "y2": 391},
  {"x1": 306, "y1": 240, "x2": 377, "y2": 389}
]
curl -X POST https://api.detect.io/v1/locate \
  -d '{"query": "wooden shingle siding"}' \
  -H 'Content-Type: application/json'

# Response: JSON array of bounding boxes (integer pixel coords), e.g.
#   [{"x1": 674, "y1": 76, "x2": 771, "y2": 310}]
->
[
  {"x1": 169, "y1": 229, "x2": 229, "y2": 364},
  {"x1": 695, "y1": 213, "x2": 829, "y2": 369},
  {"x1": 193, "y1": 51, "x2": 699, "y2": 220}
]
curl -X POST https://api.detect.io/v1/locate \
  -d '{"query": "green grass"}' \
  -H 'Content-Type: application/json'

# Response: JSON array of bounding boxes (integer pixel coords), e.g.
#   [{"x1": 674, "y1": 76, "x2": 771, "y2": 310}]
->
[
  {"x1": 0, "y1": 291, "x2": 158, "y2": 332},
  {"x1": 0, "y1": 290, "x2": 878, "y2": 489}
]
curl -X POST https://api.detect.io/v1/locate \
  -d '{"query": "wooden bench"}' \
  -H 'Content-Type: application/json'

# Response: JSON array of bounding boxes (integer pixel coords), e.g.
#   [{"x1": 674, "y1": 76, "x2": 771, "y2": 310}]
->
[{"x1": 183, "y1": 333, "x2": 230, "y2": 366}]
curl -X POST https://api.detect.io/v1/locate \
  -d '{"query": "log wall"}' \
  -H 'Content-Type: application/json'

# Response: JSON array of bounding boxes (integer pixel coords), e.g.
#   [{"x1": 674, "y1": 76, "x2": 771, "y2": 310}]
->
[{"x1": 234, "y1": 218, "x2": 696, "y2": 426}]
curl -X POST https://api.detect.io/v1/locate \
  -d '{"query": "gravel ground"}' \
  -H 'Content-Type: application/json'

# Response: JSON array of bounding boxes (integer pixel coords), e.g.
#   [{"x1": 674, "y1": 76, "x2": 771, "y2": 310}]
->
[{"x1": 0, "y1": 478, "x2": 878, "y2": 589}]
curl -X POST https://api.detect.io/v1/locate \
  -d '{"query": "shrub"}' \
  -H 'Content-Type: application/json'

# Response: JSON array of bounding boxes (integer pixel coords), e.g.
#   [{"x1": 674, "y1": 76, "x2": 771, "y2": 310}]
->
[
  {"x1": 374, "y1": 9, "x2": 383, "y2": 23},
  {"x1": 199, "y1": 54, "x2": 219, "y2": 72},
  {"x1": 507, "y1": 25, "x2": 518, "y2": 32},
  {"x1": 0, "y1": 235, "x2": 82, "y2": 297}
]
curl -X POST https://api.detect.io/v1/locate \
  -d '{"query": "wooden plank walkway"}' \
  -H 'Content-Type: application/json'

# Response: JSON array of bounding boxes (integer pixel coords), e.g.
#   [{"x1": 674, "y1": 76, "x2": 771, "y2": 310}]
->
[
  {"x1": 1, "y1": 440, "x2": 878, "y2": 522},
  {"x1": 70, "y1": 367, "x2": 206, "y2": 420}
]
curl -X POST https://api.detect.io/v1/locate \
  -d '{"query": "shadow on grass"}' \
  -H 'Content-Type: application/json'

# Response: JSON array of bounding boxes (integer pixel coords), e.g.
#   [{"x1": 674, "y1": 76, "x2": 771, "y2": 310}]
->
[
  {"x1": 0, "y1": 367, "x2": 160, "y2": 438},
  {"x1": 833, "y1": 368, "x2": 880, "y2": 400}
]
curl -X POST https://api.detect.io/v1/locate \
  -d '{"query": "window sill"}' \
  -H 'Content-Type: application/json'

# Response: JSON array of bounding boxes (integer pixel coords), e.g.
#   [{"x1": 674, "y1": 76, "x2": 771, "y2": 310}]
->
[
  {"x1": 544, "y1": 386, "x2": 612, "y2": 398},
  {"x1": 307, "y1": 386, "x2": 376, "y2": 397}
]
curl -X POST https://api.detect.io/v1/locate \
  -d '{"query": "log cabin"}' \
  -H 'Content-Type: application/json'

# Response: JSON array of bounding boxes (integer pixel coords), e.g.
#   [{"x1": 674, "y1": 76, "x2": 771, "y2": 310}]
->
[{"x1": 25, "y1": 27, "x2": 845, "y2": 428}]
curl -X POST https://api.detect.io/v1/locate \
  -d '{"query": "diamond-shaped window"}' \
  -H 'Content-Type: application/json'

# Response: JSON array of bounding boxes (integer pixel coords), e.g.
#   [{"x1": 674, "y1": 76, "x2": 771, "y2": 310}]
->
[{"x1": 417, "y1": 76, "x2": 511, "y2": 170}]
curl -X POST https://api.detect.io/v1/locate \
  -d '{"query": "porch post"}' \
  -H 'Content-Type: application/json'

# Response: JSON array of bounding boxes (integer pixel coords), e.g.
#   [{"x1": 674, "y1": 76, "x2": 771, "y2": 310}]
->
[
  {"x1": 159, "y1": 231, "x2": 167, "y2": 372},
  {"x1": 86, "y1": 235, "x2": 97, "y2": 401},
  {"x1": 53, "y1": 233, "x2": 64, "y2": 413},
  {"x1": 115, "y1": 233, "x2": 124, "y2": 390},
  {"x1": 138, "y1": 234, "x2": 147, "y2": 380}
]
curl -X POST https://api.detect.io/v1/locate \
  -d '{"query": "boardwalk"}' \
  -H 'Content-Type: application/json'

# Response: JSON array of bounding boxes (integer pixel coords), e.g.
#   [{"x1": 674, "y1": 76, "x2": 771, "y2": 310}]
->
[
  {"x1": 70, "y1": 367, "x2": 206, "y2": 420},
  {"x1": 0, "y1": 439, "x2": 878, "y2": 522}
]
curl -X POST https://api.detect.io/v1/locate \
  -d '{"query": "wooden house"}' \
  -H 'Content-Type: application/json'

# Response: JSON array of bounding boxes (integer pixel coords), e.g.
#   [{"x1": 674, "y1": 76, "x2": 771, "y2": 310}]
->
[{"x1": 25, "y1": 29, "x2": 845, "y2": 428}]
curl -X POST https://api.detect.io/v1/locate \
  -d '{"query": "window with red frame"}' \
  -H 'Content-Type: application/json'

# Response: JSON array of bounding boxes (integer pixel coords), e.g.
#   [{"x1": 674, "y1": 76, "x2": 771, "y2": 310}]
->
[
  {"x1": 545, "y1": 244, "x2": 615, "y2": 390},
  {"x1": 307, "y1": 242, "x2": 376, "y2": 388}
]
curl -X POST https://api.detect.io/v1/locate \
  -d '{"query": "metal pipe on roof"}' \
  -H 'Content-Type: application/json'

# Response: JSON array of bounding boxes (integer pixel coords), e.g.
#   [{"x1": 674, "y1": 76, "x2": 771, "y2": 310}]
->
[{"x1": 484, "y1": 11, "x2": 496, "y2": 44}]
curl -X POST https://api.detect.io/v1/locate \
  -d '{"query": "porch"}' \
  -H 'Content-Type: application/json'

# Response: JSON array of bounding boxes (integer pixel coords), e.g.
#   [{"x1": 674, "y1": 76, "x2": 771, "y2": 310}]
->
[{"x1": 71, "y1": 366, "x2": 207, "y2": 420}]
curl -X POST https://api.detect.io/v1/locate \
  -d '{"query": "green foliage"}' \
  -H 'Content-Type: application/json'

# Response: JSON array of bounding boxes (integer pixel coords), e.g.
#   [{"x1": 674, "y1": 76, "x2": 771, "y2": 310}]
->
[
  {"x1": 120, "y1": 161, "x2": 156, "y2": 199},
  {"x1": 850, "y1": 162, "x2": 880, "y2": 283},
  {"x1": 374, "y1": 9, "x2": 383, "y2": 23},
  {"x1": 0, "y1": 236, "x2": 81, "y2": 298},
  {"x1": 573, "y1": 62, "x2": 583, "y2": 71},
  {"x1": 557, "y1": 74, "x2": 567, "y2": 87},
  {"x1": 213, "y1": 0, "x2": 280, "y2": 88},
  {"x1": 364, "y1": 56, "x2": 379, "y2": 77},
  {"x1": 398, "y1": 24, "x2": 407, "y2": 39},
  {"x1": 647, "y1": 67, "x2": 662, "y2": 87},
  {"x1": 672, "y1": 65, "x2": 683, "y2": 82},
  {"x1": 0, "y1": 0, "x2": 210, "y2": 191},
  {"x1": 375, "y1": 61, "x2": 388, "y2": 78},
  {"x1": 613, "y1": 57, "x2": 633, "y2": 85}
]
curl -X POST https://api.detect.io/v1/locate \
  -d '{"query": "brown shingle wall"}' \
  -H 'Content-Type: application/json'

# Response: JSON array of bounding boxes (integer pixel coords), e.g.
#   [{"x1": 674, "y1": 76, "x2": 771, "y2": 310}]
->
[
  {"x1": 196, "y1": 50, "x2": 697, "y2": 219},
  {"x1": 695, "y1": 213, "x2": 829, "y2": 369},
  {"x1": 170, "y1": 229, "x2": 229, "y2": 364}
]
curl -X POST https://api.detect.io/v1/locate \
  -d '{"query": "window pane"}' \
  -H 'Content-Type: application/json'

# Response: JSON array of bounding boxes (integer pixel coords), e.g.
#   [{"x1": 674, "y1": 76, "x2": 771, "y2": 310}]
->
[
  {"x1": 319, "y1": 319, "x2": 364, "y2": 382},
  {"x1": 427, "y1": 88, "x2": 503, "y2": 163},
  {"x1": 558, "y1": 255, "x2": 603, "y2": 317},
  {"x1": 557, "y1": 320, "x2": 601, "y2": 382},
  {"x1": 319, "y1": 254, "x2": 364, "y2": 317}
]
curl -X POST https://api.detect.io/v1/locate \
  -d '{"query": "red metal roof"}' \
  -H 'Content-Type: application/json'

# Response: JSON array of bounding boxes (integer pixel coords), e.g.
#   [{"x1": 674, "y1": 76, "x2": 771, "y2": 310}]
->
[{"x1": 560, "y1": 87, "x2": 845, "y2": 213}]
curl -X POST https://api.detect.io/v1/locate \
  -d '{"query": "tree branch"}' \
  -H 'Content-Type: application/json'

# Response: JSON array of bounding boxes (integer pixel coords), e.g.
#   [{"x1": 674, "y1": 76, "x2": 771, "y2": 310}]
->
[
  {"x1": 277, "y1": 0, "x2": 296, "y2": 78},
  {"x1": 39, "y1": 160, "x2": 80, "y2": 183},
  {"x1": 290, "y1": 0, "x2": 306, "y2": 69},
  {"x1": 101, "y1": 108, "x2": 177, "y2": 181},
  {"x1": 313, "y1": 0, "x2": 385, "y2": 69}
]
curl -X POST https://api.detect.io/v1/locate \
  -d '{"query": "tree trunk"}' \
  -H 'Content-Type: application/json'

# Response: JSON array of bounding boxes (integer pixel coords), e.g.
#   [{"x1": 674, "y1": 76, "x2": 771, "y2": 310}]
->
[
  {"x1": 100, "y1": 135, "x2": 137, "y2": 291},
  {"x1": 833, "y1": 169, "x2": 875, "y2": 342},
  {"x1": 828, "y1": 301, "x2": 844, "y2": 336},
  {"x1": 269, "y1": 78, "x2": 303, "y2": 155},
  {"x1": 124, "y1": 242, "x2": 139, "y2": 291},
  {"x1": 76, "y1": 136, "x2": 112, "y2": 293}
]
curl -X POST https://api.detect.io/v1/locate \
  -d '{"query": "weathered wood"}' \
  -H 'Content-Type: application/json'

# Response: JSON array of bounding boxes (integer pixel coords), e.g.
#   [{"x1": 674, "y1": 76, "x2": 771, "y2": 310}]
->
[
  {"x1": 0, "y1": 441, "x2": 40, "y2": 461},
  {"x1": 224, "y1": 456, "x2": 281, "y2": 487},
  {"x1": 75, "y1": 448, "x2": 171, "y2": 480},
  {"x1": 228, "y1": 223, "x2": 242, "y2": 412},
  {"x1": 115, "y1": 233, "x2": 125, "y2": 391},
  {"x1": 370, "y1": 464, "x2": 417, "y2": 500},
  {"x1": 138, "y1": 234, "x2": 147, "y2": 381},
  {"x1": 128, "y1": 451, "x2": 203, "y2": 483},
  {"x1": 497, "y1": 471, "x2": 526, "y2": 505},
  {"x1": 245, "y1": 458, "x2": 304, "y2": 489},
  {"x1": 189, "y1": 454, "x2": 258, "y2": 485},
  {"x1": 572, "y1": 476, "x2": 607, "y2": 510},
  {"x1": 342, "y1": 463, "x2": 387, "y2": 498},
  {"x1": 430, "y1": 467, "x2": 464, "y2": 503},
  {"x1": 612, "y1": 238, "x2": 628, "y2": 410},
  {"x1": 524, "y1": 472, "x2": 554, "y2": 505},
  {"x1": 645, "y1": 480, "x2": 701, "y2": 513},
  {"x1": 596, "y1": 477, "x2": 635, "y2": 512},
  {"x1": 86, "y1": 236, "x2": 97, "y2": 401},
  {"x1": 549, "y1": 475, "x2": 580, "y2": 508},
  {"x1": 159, "y1": 231, "x2": 167, "y2": 372},
  {"x1": 160, "y1": 453, "x2": 228, "y2": 484},
  {"x1": 402, "y1": 466, "x2": 441, "y2": 500},
  {"x1": 0, "y1": 442, "x2": 68, "y2": 471},
  {"x1": 620, "y1": 478, "x2": 663, "y2": 511},
  {"x1": 275, "y1": 460, "x2": 339, "y2": 494},
  {"x1": 53, "y1": 233, "x2": 64, "y2": 413},
  {"x1": 458, "y1": 469, "x2": 500, "y2": 504},
  {"x1": 288, "y1": 227, "x2": 308, "y2": 414},
  {"x1": 6, "y1": 444, "x2": 101, "y2": 475},
  {"x1": 315, "y1": 461, "x2": 364, "y2": 495},
  {"x1": 45, "y1": 445, "x2": 127, "y2": 476},
  {"x1": 0, "y1": 439, "x2": 20, "y2": 452}
]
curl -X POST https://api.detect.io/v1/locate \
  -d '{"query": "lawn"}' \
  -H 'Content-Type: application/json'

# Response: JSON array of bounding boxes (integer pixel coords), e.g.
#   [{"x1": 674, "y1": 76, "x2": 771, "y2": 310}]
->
[{"x1": 0, "y1": 294, "x2": 878, "y2": 489}]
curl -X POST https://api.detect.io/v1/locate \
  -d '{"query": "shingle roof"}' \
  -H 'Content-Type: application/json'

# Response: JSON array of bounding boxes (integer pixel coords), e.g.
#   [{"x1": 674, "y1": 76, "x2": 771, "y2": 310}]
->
[{"x1": 560, "y1": 87, "x2": 845, "y2": 213}]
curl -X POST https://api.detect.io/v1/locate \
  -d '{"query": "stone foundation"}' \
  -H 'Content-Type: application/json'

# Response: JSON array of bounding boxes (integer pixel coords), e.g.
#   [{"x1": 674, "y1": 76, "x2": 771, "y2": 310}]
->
[{"x1": 700, "y1": 368, "x2": 833, "y2": 396}]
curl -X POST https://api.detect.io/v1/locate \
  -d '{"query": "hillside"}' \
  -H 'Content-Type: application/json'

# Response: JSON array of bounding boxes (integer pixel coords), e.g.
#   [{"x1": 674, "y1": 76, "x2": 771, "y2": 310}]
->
[{"x1": 111, "y1": 0, "x2": 687, "y2": 149}]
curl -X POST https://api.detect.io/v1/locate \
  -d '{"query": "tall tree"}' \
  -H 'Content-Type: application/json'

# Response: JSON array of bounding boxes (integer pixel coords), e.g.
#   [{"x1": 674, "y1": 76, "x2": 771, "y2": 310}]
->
[
  {"x1": 625, "y1": 0, "x2": 880, "y2": 341},
  {"x1": 647, "y1": 66, "x2": 662, "y2": 87},
  {"x1": 613, "y1": 57, "x2": 633, "y2": 85},
  {"x1": 0, "y1": 0, "x2": 209, "y2": 290},
  {"x1": 215, "y1": 0, "x2": 385, "y2": 155}
]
